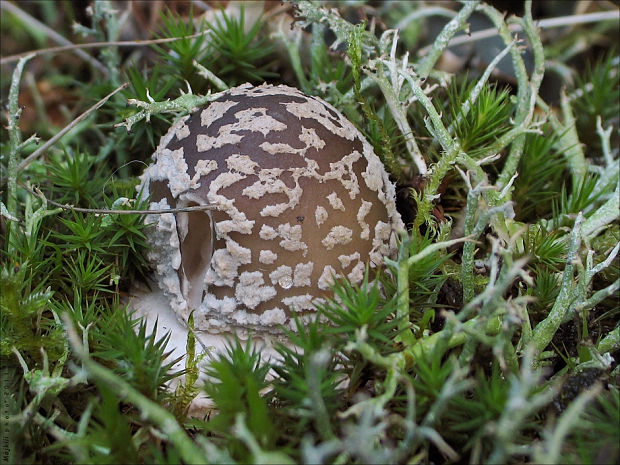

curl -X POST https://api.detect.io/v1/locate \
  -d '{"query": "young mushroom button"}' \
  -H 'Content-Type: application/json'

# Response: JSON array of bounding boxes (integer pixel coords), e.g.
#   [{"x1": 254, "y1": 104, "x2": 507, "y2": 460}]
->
[{"x1": 138, "y1": 83, "x2": 404, "y2": 336}]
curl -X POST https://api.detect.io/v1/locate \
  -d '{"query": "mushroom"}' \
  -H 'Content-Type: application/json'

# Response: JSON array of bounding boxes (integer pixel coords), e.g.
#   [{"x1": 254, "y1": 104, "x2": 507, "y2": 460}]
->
[{"x1": 136, "y1": 83, "x2": 404, "y2": 347}]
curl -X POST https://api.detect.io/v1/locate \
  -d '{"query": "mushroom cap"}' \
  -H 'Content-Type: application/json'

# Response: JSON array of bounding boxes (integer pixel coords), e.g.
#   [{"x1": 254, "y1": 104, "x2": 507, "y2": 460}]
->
[{"x1": 138, "y1": 83, "x2": 404, "y2": 336}]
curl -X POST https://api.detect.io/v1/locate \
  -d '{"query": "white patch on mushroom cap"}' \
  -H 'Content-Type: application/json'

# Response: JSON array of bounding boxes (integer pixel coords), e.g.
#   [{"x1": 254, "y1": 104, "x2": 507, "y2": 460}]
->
[
  {"x1": 147, "y1": 147, "x2": 189, "y2": 199},
  {"x1": 189, "y1": 159, "x2": 218, "y2": 189},
  {"x1": 369, "y1": 221, "x2": 393, "y2": 266},
  {"x1": 175, "y1": 123, "x2": 191, "y2": 140},
  {"x1": 293, "y1": 262, "x2": 314, "y2": 287},
  {"x1": 235, "y1": 271, "x2": 277, "y2": 309},
  {"x1": 259, "y1": 307, "x2": 287, "y2": 326},
  {"x1": 228, "y1": 107, "x2": 287, "y2": 137},
  {"x1": 318, "y1": 265, "x2": 338, "y2": 290},
  {"x1": 200, "y1": 294, "x2": 237, "y2": 316},
  {"x1": 361, "y1": 155, "x2": 385, "y2": 193},
  {"x1": 242, "y1": 165, "x2": 307, "y2": 218},
  {"x1": 338, "y1": 252, "x2": 361, "y2": 270},
  {"x1": 357, "y1": 200, "x2": 373, "y2": 240},
  {"x1": 259, "y1": 141, "x2": 298, "y2": 155},
  {"x1": 284, "y1": 98, "x2": 355, "y2": 141},
  {"x1": 196, "y1": 133, "x2": 243, "y2": 152},
  {"x1": 259, "y1": 250, "x2": 277, "y2": 264},
  {"x1": 315, "y1": 205, "x2": 328, "y2": 227},
  {"x1": 299, "y1": 126, "x2": 326, "y2": 151},
  {"x1": 195, "y1": 159, "x2": 219, "y2": 175},
  {"x1": 209, "y1": 172, "x2": 246, "y2": 199},
  {"x1": 205, "y1": 248, "x2": 241, "y2": 287},
  {"x1": 214, "y1": 216, "x2": 255, "y2": 236},
  {"x1": 269, "y1": 265, "x2": 293, "y2": 288},
  {"x1": 142, "y1": 199, "x2": 187, "y2": 315},
  {"x1": 259, "y1": 224, "x2": 277, "y2": 240},
  {"x1": 321, "y1": 225, "x2": 354, "y2": 250},
  {"x1": 347, "y1": 262, "x2": 366, "y2": 285},
  {"x1": 276, "y1": 223, "x2": 308, "y2": 253},
  {"x1": 242, "y1": 168, "x2": 284, "y2": 199},
  {"x1": 282, "y1": 294, "x2": 316, "y2": 311},
  {"x1": 226, "y1": 154, "x2": 258, "y2": 175},
  {"x1": 231, "y1": 309, "x2": 261, "y2": 327},
  {"x1": 327, "y1": 192, "x2": 345, "y2": 211},
  {"x1": 226, "y1": 239, "x2": 252, "y2": 265},
  {"x1": 325, "y1": 150, "x2": 362, "y2": 199},
  {"x1": 201, "y1": 100, "x2": 239, "y2": 126},
  {"x1": 208, "y1": 171, "x2": 255, "y2": 237},
  {"x1": 226, "y1": 82, "x2": 254, "y2": 96}
]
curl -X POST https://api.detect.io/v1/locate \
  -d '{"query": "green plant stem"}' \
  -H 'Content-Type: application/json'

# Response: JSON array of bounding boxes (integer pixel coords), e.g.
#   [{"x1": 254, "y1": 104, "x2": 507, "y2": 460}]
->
[
  {"x1": 581, "y1": 180, "x2": 620, "y2": 239},
  {"x1": 591, "y1": 162, "x2": 619, "y2": 201},
  {"x1": 461, "y1": 181, "x2": 490, "y2": 304},
  {"x1": 475, "y1": 2, "x2": 539, "y2": 198},
  {"x1": 416, "y1": 0, "x2": 480, "y2": 79},
  {"x1": 6, "y1": 54, "x2": 34, "y2": 255},
  {"x1": 417, "y1": 10, "x2": 620, "y2": 56},
  {"x1": 395, "y1": 6, "x2": 456, "y2": 31},
  {"x1": 308, "y1": 350, "x2": 335, "y2": 440},
  {"x1": 99, "y1": 0, "x2": 125, "y2": 85},
  {"x1": 461, "y1": 200, "x2": 514, "y2": 303},
  {"x1": 295, "y1": 0, "x2": 378, "y2": 53},
  {"x1": 401, "y1": 72, "x2": 463, "y2": 228},
  {"x1": 393, "y1": 234, "x2": 415, "y2": 346},
  {"x1": 193, "y1": 60, "x2": 228, "y2": 91},
  {"x1": 598, "y1": 326, "x2": 620, "y2": 354},
  {"x1": 115, "y1": 87, "x2": 213, "y2": 132},
  {"x1": 530, "y1": 213, "x2": 584, "y2": 356},
  {"x1": 364, "y1": 62, "x2": 427, "y2": 175},
  {"x1": 408, "y1": 315, "x2": 502, "y2": 362},
  {"x1": 0, "y1": 365, "x2": 20, "y2": 465},
  {"x1": 596, "y1": 116, "x2": 615, "y2": 167},
  {"x1": 272, "y1": 20, "x2": 309, "y2": 92},
  {"x1": 461, "y1": 250, "x2": 529, "y2": 323},
  {"x1": 498, "y1": 4, "x2": 546, "y2": 195},
  {"x1": 400, "y1": 66, "x2": 492, "y2": 208},
  {"x1": 559, "y1": 90, "x2": 587, "y2": 184},
  {"x1": 233, "y1": 414, "x2": 295, "y2": 464},
  {"x1": 343, "y1": 332, "x2": 404, "y2": 414},
  {"x1": 576, "y1": 278, "x2": 620, "y2": 314},
  {"x1": 536, "y1": 89, "x2": 588, "y2": 188}
]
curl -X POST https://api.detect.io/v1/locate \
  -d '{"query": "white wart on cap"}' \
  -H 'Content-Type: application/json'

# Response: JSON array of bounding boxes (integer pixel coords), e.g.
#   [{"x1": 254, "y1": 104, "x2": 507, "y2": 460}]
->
[{"x1": 138, "y1": 83, "x2": 404, "y2": 336}]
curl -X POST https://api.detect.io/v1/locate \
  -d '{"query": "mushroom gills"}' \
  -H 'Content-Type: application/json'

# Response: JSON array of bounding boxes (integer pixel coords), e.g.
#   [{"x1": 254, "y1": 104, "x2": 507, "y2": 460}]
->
[{"x1": 177, "y1": 204, "x2": 214, "y2": 310}]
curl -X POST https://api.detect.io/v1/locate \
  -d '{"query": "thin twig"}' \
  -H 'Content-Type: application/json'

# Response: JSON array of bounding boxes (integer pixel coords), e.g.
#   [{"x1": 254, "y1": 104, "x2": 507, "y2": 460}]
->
[
  {"x1": 0, "y1": 0, "x2": 108, "y2": 74},
  {"x1": 417, "y1": 0, "x2": 479, "y2": 79},
  {"x1": 1, "y1": 33, "x2": 209, "y2": 66},
  {"x1": 21, "y1": 183, "x2": 216, "y2": 216},
  {"x1": 17, "y1": 83, "x2": 129, "y2": 172},
  {"x1": 417, "y1": 10, "x2": 620, "y2": 56}
]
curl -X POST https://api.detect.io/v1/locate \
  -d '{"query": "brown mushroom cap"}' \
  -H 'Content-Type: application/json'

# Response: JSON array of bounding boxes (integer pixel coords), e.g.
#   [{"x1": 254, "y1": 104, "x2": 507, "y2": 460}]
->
[{"x1": 138, "y1": 83, "x2": 404, "y2": 336}]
